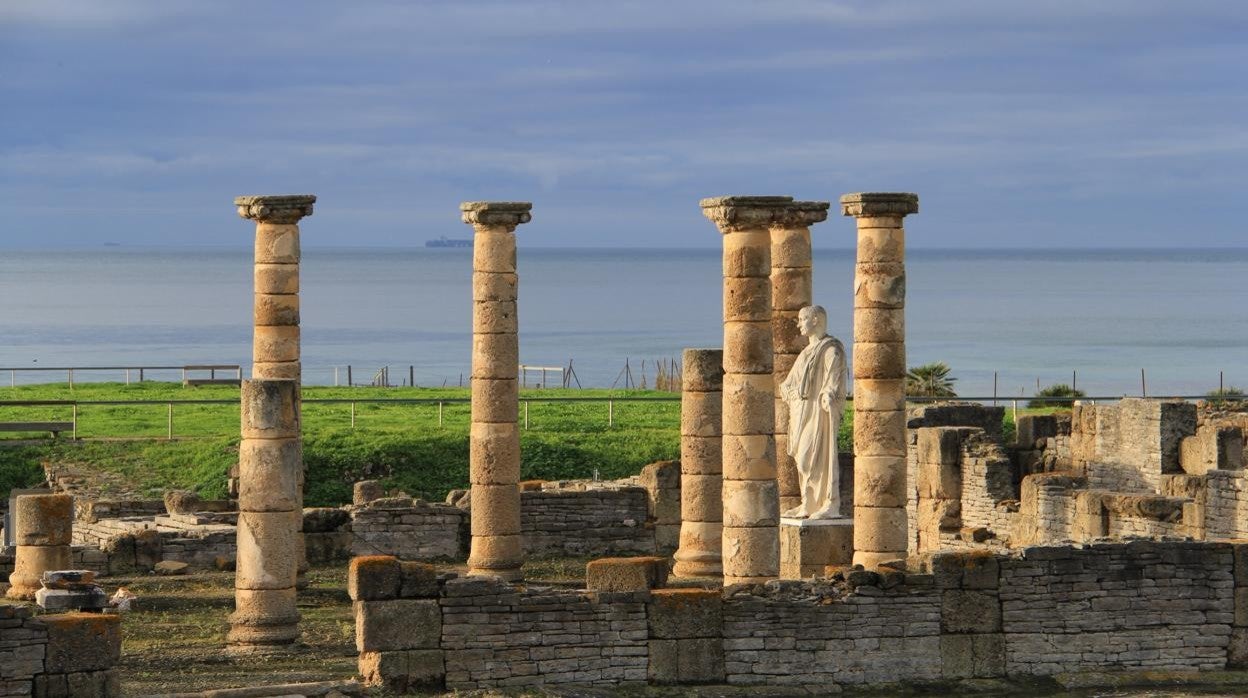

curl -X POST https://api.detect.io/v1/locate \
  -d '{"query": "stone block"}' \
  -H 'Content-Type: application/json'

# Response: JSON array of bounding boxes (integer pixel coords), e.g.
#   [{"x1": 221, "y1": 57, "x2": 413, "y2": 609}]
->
[
  {"x1": 649, "y1": 588, "x2": 722, "y2": 639},
  {"x1": 238, "y1": 438, "x2": 301, "y2": 512},
  {"x1": 302, "y1": 507, "x2": 350, "y2": 533},
  {"x1": 469, "y1": 423, "x2": 521, "y2": 484},
  {"x1": 780, "y1": 519, "x2": 853, "y2": 580},
  {"x1": 682, "y1": 348, "x2": 724, "y2": 392},
  {"x1": 353, "y1": 480, "x2": 385, "y2": 505},
  {"x1": 1230, "y1": 628, "x2": 1248, "y2": 668},
  {"x1": 640, "y1": 460, "x2": 682, "y2": 491},
  {"x1": 399, "y1": 561, "x2": 439, "y2": 599},
  {"x1": 348, "y1": 555, "x2": 401, "y2": 601},
  {"x1": 681, "y1": 392, "x2": 722, "y2": 438},
  {"x1": 235, "y1": 511, "x2": 300, "y2": 591},
  {"x1": 36, "y1": 587, "x2": 109, "y2": 611},
  {"x1": 972, "y1": 634, "x2": 1005, "y2": 677},
  {"x1": 724, "y1": 276, "x2": 772, "y2": 321},
  {"x1": 13, "y1": 494, "x2": 73, "y2": 547},
  {"x1": 39, "y1": 613, "x2": 121, "y2": 674},
  {"x1": 240, "y1": 380, "x2": 299, "y2": 439},
  {"x1": 471, "y1": 379, "x2": 521, "y2": 424},
  {"x1": 941, "y1": 590, "x2": 1001, "y2": 634},
  {"x1": 585, "y1": 557, "x2": 668, "y2": 592},
  {"x1": 722, "y1": 525, "x2": 781, "y2": 581},
  {"x1": 355, "y1": 599, "x2": 441, "y2": 652},
  {"x1": 677, "y1": 637, "x2": 725, "y2": 684},
  {"x1": 940, "y1": 634, "x2": 973, "y2": 679},
  {"x1": 854, "y1": 455, "x2": 906, "y2": 508},
  {"x1": 722, "y1": 480, "x2": 779, "y2": 528},
  {"x1": 721, "y1": 373, "x2": 775, "y2": 436}
]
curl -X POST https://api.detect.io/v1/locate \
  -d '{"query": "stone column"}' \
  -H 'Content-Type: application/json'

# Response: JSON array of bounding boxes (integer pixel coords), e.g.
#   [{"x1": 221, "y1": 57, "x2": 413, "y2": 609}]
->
[
  {"x1": 462, "y1": 201, "x2": 532, "y2": 582},
  {"x1": 701, "y1": 195, "x2": 791, "y2": 585},
  {"x1": 5, "y1": 494, "x2": 72, "y2": 601},
  {"x1": 229, "y1": 379, "x2": 302, "y2": 651},
  {"x1": 672, "y1": 348, "x2": 724, "y2": 578},
  {"x1": 236, "y1": 195, "x2": 314, "y2": 382},
  {"x1": 841, "y1": 192, "x2": 918, "y2": 569},
  {"x1": 236, "y1": 194, "x2": 314, "y2": 593},
  {"x1": 770, "y1": 201, "x2": 830, "y2": 512}
]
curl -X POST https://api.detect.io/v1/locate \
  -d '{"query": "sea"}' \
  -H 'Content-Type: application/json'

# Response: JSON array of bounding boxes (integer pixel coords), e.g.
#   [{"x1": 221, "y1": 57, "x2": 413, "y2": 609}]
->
[{"x1": 1, "y1": 246, "x2": 1246, "y2": 397}]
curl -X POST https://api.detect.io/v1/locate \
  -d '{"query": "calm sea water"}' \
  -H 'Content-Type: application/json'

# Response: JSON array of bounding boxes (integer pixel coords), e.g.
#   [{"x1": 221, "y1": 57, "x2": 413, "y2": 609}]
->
[{"x1": 1, "y1": 246, "x2": 1245, "y2": 396}]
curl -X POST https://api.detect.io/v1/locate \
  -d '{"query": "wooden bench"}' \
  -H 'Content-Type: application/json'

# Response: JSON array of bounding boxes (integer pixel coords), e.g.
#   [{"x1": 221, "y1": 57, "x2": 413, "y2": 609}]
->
[
  {"x1": 0, "y1": 422, "x2": 73, "y2": 437},
  {"x1": 184, "y1": 378, "x2": 242, "y2": 387}
]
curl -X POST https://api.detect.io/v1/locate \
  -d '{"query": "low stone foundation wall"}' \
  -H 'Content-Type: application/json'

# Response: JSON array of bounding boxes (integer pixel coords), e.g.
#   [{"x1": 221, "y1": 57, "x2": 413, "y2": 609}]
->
[
  {"x1": 0, "y1": 605, "x2": 122, "y2": 697},
  {"x1": 352, "y1": 540, "x2": 1246, "y2": 691}
]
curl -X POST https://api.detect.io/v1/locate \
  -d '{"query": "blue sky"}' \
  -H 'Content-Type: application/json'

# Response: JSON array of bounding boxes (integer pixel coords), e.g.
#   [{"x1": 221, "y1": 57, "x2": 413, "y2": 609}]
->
[{"x1": 2, "y1": 1, "x2": 1246, "y2": 248}]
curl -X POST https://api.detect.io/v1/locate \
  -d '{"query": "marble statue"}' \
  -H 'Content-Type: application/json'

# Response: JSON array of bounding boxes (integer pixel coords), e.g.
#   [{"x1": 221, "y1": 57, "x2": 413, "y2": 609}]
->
[{"x1": 779, "y1": 305, "x2": 848, "y2": 519}]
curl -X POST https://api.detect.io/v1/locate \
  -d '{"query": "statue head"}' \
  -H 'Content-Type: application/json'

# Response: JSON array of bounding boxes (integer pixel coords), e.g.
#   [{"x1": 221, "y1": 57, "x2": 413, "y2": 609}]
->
[{"x1": 797, "y1": 305, "x2": 828, "y2": 339}]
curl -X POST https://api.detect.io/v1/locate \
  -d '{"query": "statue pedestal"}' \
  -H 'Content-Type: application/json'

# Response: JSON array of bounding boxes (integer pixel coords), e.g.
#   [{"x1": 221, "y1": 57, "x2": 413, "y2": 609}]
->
[{"x1": 780, "y1": 517, "x2": 854, "y2": 580}]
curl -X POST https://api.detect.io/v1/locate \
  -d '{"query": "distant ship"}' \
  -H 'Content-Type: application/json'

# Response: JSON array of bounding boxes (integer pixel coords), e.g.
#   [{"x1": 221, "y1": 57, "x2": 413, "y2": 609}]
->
[{"x1": 425, "y1": 236, "x2": 473, "y2": 248}]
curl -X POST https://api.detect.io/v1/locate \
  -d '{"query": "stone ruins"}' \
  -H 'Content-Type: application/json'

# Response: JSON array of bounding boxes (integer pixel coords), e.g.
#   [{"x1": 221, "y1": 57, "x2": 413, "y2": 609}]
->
[{"x1": 6, "y1": 192, "x2": 1248, "y2": 696}]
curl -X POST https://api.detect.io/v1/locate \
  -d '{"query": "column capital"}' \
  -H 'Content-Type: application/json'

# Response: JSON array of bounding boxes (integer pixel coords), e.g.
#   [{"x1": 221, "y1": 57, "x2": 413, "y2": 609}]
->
[
  {"x1": 235, "y1": 195, "x2": 316, "y2": 224},
  {"x1": 840, "y1": 192, "x2": 918, "y2": 218},
  {"x1": 775, "y1": 200, "x2": 830, "y2": 228},
  {"x1": 461, "y1": 201, "x2": 532, "y2": 229},
  {"x1": 700, "y1": 195, "x2": 793, "y2": 232}
]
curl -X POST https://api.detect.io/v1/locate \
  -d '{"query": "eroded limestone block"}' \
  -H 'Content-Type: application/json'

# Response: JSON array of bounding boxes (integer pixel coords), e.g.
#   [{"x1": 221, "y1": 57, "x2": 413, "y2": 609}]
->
[
  {"x1": 585, "y1": 556, "x2": 668, "y2": 592},
  {"x1": 355, "y1": 598, "x2": 441, "y2": 652},
  {"x1": 13, "y1": 493, "x2": 72, "y2": 547},
  {"x1": 348, "y1": 555, "x2": 401, "y2": 601}
]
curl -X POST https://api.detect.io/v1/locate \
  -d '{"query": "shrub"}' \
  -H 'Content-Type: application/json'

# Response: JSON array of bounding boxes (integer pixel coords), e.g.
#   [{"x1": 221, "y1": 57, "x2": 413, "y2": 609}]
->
[{"x1": 1029, "y1": 383, "x2": 1086, "y2": 408}]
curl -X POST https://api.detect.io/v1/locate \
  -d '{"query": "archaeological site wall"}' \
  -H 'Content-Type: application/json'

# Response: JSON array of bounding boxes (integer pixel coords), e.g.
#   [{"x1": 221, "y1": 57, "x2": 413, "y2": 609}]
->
[
  {"x1": 351, "y1": 540, "x2": 1247, "y2": 691},
  {"x1": 0, "y1": 605, "x2": 121, "y2": 697}
]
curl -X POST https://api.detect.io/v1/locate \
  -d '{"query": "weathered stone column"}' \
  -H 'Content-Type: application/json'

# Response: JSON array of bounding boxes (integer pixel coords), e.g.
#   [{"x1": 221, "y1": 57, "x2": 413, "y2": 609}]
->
[
  {"x1": 702, "y1": 195, "x2": 791, "y2": 585},
  {"x1": 236, "y1": 195, "x2": 314, "y2": 382},
  {"x1": 236, "y1": 194, "x2": 314, "y2": 593},
  {"x1": 229, "y1": 379, "x2": 302, "y2": 651},
  {"x1": 673, "y1": 348, "x2": 724, "y2": 578},
  {"x1": 770, "y1": 201, "x2": 830, "y2": 512},
  {"x1": 5, "y1": 493, "x2": 72, "y2": 601},
  {"x1": 463, "y1": 201, "x2": 532, "y2": 581},
  {"x1": 841, "y1": 192, "x2": 918, "y2": 569}
]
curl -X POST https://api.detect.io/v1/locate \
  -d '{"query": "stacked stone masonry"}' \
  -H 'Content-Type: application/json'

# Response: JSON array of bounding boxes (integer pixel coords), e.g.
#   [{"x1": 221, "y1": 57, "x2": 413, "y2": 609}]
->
[
  {"x1": 0, "y1": 605, "x2": 122, "y2": 698},
  {"x1": 674, "y1": 348, "x2": 725, "y2": 578},
  {"x1": 843, "y1": 192, "x2": 919, "y2": 569},
  {"x1": 463, "y1": 201, "x2": 532, "y2": 581},
  {"x1": 6, "y1": 494, "x2": 73, "y2": 602},
  {"x1": 702, "y1": 196, "x2": 790, "y2": 585},
  {"x1": 353, "y1": 540, "x2": 1248, "y2": 690},
  {"x1": 769, "y1": 202, "x2": 829, "y2": 512},
  {"x1": 229, "y1": 379, "x2": 303, "y2": 650}
]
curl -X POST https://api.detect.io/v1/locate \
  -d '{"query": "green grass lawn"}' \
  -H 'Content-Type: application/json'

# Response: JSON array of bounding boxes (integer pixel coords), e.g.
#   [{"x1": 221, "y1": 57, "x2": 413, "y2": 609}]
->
[
  {"x1": 0, "y1": 381, "x2": 1034, "y2": 509},
  {"x1": 0, "y1": 382, "x2": 687, "y2": 506}
]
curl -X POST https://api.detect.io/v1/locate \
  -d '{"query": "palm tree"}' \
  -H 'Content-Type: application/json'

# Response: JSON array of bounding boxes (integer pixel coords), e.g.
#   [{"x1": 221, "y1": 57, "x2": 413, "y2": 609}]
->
[{"x1": 906, "y1": 362, "x2": 957, "y2": 398}]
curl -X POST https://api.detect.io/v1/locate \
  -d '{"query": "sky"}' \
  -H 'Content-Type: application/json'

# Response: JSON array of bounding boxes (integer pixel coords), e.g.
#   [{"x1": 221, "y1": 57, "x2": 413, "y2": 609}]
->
[{"x1": 2, "y1": 1, "x2": 1247, "y2": 249}]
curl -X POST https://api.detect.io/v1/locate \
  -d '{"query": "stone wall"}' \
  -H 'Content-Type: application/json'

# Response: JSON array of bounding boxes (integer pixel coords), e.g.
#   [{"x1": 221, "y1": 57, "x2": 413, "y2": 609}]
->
[
  {"x1": 906, "y1": 404, "x2": 1006, "y2": 553},
  {"x1": 352, "y1": 540, "x2": 1248, "y2": 691},
  {"x1": 348, "y1": 499, "x2": 465, "y2": 560},
  {"x1": 915, "y1": 427, "x2": 1016, "y2": 552},
  {"x1": 1072, "y1": 399, "x2": 1196, "y2": 493},
  {"x1": 0, "y1": 605, "x2": 121, "y2": 697},
  {"x1": 520, "y1": 487, "x2": 654, "y2": 557}
]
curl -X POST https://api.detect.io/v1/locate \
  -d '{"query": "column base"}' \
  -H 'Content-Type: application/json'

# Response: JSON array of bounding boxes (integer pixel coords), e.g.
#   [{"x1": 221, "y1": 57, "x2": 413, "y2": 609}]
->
[
  {"x1": 672, "y1": 553, "x2": 722, "y2": 579},
  {"x1": 780, "y1": 517, "x2": 853, "y2": 579},
  {"x1": 467, "y1": 566, "x2": 524, "y2": 582},
  {"x1": 226, "y1": 622, "x2": 301, "y2": 651}
]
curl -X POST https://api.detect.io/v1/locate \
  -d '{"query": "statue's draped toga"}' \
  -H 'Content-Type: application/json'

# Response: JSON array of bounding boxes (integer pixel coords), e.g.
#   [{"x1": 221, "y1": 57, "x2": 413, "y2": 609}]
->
[{"x1": 779, "y1": 321, "x2": 847, "y2": 519}]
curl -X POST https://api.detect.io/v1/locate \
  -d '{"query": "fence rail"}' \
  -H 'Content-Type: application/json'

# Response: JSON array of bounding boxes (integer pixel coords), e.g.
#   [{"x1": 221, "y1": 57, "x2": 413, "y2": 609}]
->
[{"x1": 0, "y1": 394, "x2": 1236, "y2": 441}]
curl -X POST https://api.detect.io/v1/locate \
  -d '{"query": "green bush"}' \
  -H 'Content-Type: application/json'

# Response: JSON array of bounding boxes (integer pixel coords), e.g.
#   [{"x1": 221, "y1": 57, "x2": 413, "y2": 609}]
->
[{"x1": 1029, "y1": 383, "x2": 1086, "y2": 409}]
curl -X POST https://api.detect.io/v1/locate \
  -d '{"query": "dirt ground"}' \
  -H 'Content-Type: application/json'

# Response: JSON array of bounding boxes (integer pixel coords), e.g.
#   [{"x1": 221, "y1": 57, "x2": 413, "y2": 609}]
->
[{"x1": 114, "y1": 558, "x2": 591, "y2": 695}]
